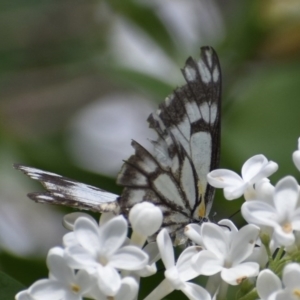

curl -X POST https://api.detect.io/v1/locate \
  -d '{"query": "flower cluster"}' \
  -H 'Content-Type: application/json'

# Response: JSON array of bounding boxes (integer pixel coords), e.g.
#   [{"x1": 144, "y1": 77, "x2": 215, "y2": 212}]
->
[{"x1": 16, "y1": 138, "x2": 300, "y2": 300}]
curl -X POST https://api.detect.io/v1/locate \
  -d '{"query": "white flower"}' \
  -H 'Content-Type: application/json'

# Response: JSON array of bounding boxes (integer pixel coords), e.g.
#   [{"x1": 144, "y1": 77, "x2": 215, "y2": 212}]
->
[
  {"x1": 144, "y1": 229, "x2": 210, "y2": 300},
  {"x1": 129, "y1": 202, "x2": 163, "y2": 247},
  {"x1": 256, "y1": 269, "x2": 282, "y2": 300},
  {"x1": 16, "y1": 247, "x2": 93, "y2": 300},
  {"x1": 292, "y1": 137, "x2": 300, "y2": 171},
  {"x1": 275, "y1": 263, "x2": 300, "y2": 300},
  {"x1": 63, "y1": 213, "x2": 116, "y2": 248},
  {"x1": 242, "y1": 176, "x2": 300, "y2": 246},
  {"x1": 207, "y1": 155, "x2": 278, "y2": 200},
  {"x1": 88, "y1": 276, "x2": 139, "y2": 300},
  {"x1": 192, "y1": 223, "x2": 260, "y2": 286},
  {"x1": 65, "y1": 215, "x2": 148, "y2": 296}
]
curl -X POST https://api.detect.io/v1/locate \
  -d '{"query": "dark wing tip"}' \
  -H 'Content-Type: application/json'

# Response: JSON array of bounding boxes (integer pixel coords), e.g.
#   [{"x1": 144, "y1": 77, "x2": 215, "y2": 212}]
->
[{"x1": 13, "y1": 163, "x2": 23, "y2": 170}]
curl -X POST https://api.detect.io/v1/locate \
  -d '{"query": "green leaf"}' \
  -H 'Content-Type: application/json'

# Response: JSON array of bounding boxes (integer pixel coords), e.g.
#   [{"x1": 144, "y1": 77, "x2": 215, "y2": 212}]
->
[{"x1": 0, "y1": 271, "x2": 25, "y2": 300}]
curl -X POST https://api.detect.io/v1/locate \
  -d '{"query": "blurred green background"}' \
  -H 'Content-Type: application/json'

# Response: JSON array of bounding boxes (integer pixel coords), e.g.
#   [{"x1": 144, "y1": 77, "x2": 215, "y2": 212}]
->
[{"x1": 1, "y1": 0, "x2": 300, "y2": 296}]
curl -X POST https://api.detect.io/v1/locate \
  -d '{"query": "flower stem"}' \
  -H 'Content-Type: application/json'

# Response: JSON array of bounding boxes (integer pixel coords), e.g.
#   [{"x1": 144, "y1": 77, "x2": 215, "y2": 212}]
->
[
  {"x1": 216, "y1": 280, "x2": 228, "y2": 300},
  {"x1": 237, "y1": 288, "x2": 258, "y2": 300}
]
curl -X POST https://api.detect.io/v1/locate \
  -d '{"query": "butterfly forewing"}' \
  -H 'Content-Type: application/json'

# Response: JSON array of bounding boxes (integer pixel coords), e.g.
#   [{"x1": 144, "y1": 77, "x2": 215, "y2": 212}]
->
[
  {"x1": 14, "y1": 164, "x2": 119, "y2": 213},
  {"x1": 117, "y1": 46, "x2": 221, "y2": 245}
]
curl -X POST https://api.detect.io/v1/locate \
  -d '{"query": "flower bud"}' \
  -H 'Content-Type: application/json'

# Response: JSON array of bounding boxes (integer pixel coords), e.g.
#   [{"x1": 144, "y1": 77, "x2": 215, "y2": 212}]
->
[{"x1": 129, "y1": 202, "x2": 163, "y2": 237}]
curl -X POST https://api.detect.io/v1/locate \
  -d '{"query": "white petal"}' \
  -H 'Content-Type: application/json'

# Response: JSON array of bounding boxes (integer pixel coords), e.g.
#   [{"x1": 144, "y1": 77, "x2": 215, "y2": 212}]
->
[
  {"x1": 221, "y1": 262, "x2": 259, "y2": 285},
  {"x1": 136, "y1": 262, "x2": 157, "y2": 277},
  {"x1": 75, "y1": 269, "x2": 93, "y2": 295},
  {"x1": 97, "y1": 265, "x2": 121, "y2": 296},
  {"x1": 181, "y1": 282, "x2": 211, "y2": 300},
  {"x1": 15, "y1": 291, "x2": 35, "y2": 300},
  {"x1": 65, "y1": 244, "x2": 98, "y2": 268},
  {"x1": 184, "y1": 224, "x2": 203, "y2": 246},
  {"x1": 241, "y1": 200, "x2": 278, "y2": 227},
  {"x1": 275, "y1": 290, "x2": 293, "y2": 300},
  {"x1": 246, "y1": 245, "x2": 268, "y2": 269},
  {"x1": 74, "y1": 217, "x2": 101, "y2": 257},
  {"x1": 110, "y1": 245, "x2": 148, "y2": 270},
  {"x1": 192, "y1": 250, "x2": 223, "y2": 275},
  {"x1": 292, "y1": 138, "x2": 300, "y2": 171},
  {"x1": 63, "y1": 232, "x2": 78, "y2": 248},
  {"x1": 115, "y1": 277, "x2": 139, "y2": 300},
  {"x1": 157, "y1": 229, "x2": 175, "y2": 269},
  {"x1": 242, "y1": 155, "x2": 277, "y2": 183},
  {"x1": 256, "y1": 269, "x2": 282, "y2": 300},
  {"x1": 29, "y1": 279, "x2": 65, "y2": 300},
  {"x1": 291, "y1": 209, "x2": 300, "y2": 230},
  {"x1": 98, "y1": 215, "x2": 128, "y2": 256},
  {"x1": 241, "y1": 155, "x2": 267, "y2": 181},
  {"x1": 63, "y1": 212, "x2": 96, "y2": 231},
  {"x1": 201, "y1": 223, "x2": 229, "y2": 258},
  {"x1": 224, "y1": 182, "x2": 249, "y2": 200},
  {"x1": 254, "y1": 178, "x2": 275, "y2": 205},
  {"x1": 273, "y1": 176, "x2": 299, "y2": 216},
  {"x1": 282, "y1": 263, "x2": 300, "y2": 289},
  {"x1": 273, "y1": 225, "x2": 295, "y2": 246},
  {"x1": 250, "y1": 161, "x2": 278, "y2": 184},
  {"x1": 293, "y1": 151, "x2": 300, "y2": 171},
  {"x1": 177, "y1": 246, "x2": 201, "y2": 281},
  {"x1": 229, "y1": 224, "x2": 259, "y2": 265},
  {"x1": 143, "y1": 242, "x2": 160, "y2": 265},
  {"x1": 47, "y1": 248, "x2": 74, "y2": 283},
  {"x1": 207, "y1": 169, "x2": 243, "y2": 188}
]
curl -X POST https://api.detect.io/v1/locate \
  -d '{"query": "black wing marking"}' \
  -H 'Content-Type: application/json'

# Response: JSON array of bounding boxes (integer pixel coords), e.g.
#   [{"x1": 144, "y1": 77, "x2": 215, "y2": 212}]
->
[
  {"x1": 117, "y1": 46, "x2": 221, "y2": 245},
  {"x1": 14, "y1": 164, "x2": 120, "y2": 213}
]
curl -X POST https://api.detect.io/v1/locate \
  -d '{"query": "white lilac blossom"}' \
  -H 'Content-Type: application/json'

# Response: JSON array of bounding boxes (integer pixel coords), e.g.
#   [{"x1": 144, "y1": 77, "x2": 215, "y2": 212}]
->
[
  {"x1": 65, "y1": 215, "x2": 148, "y2": 295},
  {"x1": 242, "y1": 176, "x2": 300, "y2": 247},
  {"x1": 207, "y1": 154, "x2": 278, "y2": 200},
  {"x1": 192, "y1": 223, "x2": 260, "y2": 286},
  {"x1": 16, "y1": 247, "x2": 94, "y2": 300},
  {"x1": 144, "y1": 229, "x2": 210, "y2": 300}
]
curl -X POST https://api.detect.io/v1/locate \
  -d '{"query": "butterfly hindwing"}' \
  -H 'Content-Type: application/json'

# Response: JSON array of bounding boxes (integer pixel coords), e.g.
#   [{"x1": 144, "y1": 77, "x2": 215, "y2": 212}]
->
[
  {"x1": 14, "y1": 164, "x2": 119, "y2": 213},
  {"x1": 117, "y1": 46, "x2": 221, "y2": 244}
]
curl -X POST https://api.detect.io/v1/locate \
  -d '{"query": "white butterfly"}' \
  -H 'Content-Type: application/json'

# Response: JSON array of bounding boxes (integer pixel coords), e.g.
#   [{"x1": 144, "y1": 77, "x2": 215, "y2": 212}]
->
[{"x1": 15, "y1": 46, "x2": 221, "y2": 245}]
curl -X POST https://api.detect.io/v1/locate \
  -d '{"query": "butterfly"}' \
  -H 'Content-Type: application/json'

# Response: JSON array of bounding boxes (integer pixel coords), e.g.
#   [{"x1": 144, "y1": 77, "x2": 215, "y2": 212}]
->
[{"x1": 14, "y1": 46, "x2": 221, "y2": 245}]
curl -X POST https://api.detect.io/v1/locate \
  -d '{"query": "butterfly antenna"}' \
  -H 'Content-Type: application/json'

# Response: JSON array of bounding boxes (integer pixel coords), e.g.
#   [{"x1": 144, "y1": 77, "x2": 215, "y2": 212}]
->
[{"x1": 228, "y1": 209, "x2": 241, "y2": 220}]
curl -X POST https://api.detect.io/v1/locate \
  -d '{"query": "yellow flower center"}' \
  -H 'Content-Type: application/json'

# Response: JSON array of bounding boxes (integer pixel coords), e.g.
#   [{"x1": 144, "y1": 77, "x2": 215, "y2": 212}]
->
[
  {"x1": 71, "y1": 284, "x2": 80, "y2": 293},
  {"x1": 282, "y1": 222, "x2": 292, "y2": 233},
  {"x1": 293, "y1": 288, "x2": 300, "y2": 298}
]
